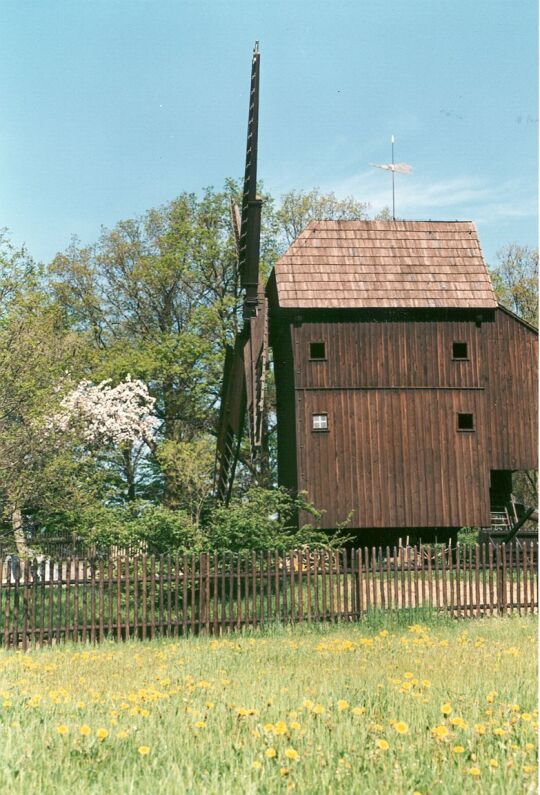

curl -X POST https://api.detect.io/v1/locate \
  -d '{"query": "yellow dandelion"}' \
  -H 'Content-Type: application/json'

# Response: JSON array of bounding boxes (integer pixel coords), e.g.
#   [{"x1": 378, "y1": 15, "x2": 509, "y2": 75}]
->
[
  {"x1": 290, "y1": 721, "x2": 301, "y2": 730},
  {"x1": 453, "y1": 745, "x2": 465, "y2": 754},
  {"x1": 489, "y1": 759, "x2": 499, "y2": 768},
  {"x1": 337, "y1": 700, "x2": 349, "y2": 711},
  {"x1": 279, "y1": 767, "x2": 289, "y2": 777},
  {"x1": 493, "y1": 727, "x2": 506, "y2": 736},
  {"x1": 312, "y1": 704, "x2": 325, "y2": 715},
  {"x1": 523, "y1": 765, "x2": 536, "y2": 774},
  {"x1": 117, "y1": 730, "x2": 129, "y2": 739},
  {"x1": 265, "y1": 747, "x2": 277, "y2": 758},
  {"x1": 285, "y1": 748, "x2": 299, "y2": 761},
  {"x1": 521, "y1": 713, "x2": 532, "y2": 721},
  {"x1": 376, "y1": 739, "x2": 390, "y2": 750},
  {"x1": 352, "y1": 706, "x2": 365, "y2": 716},
  {"x1": 422, "y1": 680, "x2": 431, "y2": 688},
  {"x1": 194, "y1": 721, "x2": 206, "y2": 729},
  {"x1": 96, "y1": 728, "x2": 108, "y2": 741},
  {"x1": 252, "y1": 760, "x2": 262, "y2": 770},
  {"x1": 441, "y1": 703, "x2": 452, "y2": 716},
  {"x1": 432, "y1": 725, "x2": 450, "y2": 739},
  {"x1": 404, "y1": 672, "x2": 414, "y2": 679},
  {"x1": 79, "y1": 725, "x2": 91, "y2": 736},
  {"x1": 468, "y1": 767, "x2": 481, "y2": 777},
  {"x1": 394, "y1": 721, "x2": 408, "y2": 734},
  {"x1": 57, "y1": 725, "x2": 69, "y2": 736},
  {"x1": 474, "y1": 723, "x2": 486, "y2": 735},
  {"x1": 138, "y1": 745, "x2": 150, "y2": 756},
  {"x1": 273, "y1": 720, "x2": 288, "y2": 735}
]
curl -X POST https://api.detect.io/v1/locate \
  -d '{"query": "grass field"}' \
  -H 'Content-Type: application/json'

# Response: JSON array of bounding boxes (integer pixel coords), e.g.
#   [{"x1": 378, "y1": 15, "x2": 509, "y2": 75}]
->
[{"x1": 0, "y1": 612, "x2": 537, "y2": 794}]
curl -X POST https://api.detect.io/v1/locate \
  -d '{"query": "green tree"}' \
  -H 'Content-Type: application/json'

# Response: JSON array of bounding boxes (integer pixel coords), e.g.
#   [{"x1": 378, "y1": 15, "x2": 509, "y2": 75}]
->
[
  {"x1": 490, "y1": 243, "x2": 538, "y2": 326},
  {"x1": 0, "y1": 234, "x2": 100, "y2": 551},
  {"x1": 275, "y1": 188, "x2": 369, "y2": 247}
]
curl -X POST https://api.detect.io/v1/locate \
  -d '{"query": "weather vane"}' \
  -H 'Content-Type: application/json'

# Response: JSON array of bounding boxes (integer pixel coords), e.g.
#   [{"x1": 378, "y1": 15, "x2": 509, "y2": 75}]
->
[{"x1": 370, "y1": 135, "x2": 412, "y2": 220}]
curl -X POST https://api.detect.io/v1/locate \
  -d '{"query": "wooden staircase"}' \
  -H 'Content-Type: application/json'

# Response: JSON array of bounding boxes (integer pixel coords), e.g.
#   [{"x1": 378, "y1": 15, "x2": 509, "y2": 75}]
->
[{"x1": 490, "y1": 508, "x2": 512, "y2": 533}]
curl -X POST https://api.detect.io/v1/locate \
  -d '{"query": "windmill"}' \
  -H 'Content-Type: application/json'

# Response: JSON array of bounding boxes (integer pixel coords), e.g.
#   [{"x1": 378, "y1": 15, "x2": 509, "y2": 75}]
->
[
  {"x1": 370, "y1": 135, "x2": 412, "y2": 220},
  {"x1": 214, "y1": 42, "x2": 268, "y2": 503}
]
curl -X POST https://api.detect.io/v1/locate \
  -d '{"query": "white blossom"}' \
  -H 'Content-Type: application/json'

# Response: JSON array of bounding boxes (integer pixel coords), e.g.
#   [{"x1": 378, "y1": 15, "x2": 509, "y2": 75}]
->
[{"x1": 48, "y1": 377, "x2": 159, "y2": 448}]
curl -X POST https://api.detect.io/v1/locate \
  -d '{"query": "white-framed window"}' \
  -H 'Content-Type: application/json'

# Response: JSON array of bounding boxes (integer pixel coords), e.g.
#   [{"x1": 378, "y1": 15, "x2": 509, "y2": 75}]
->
[{"x1": 312, "y1": 413, "x2": 328, "y2": 431}]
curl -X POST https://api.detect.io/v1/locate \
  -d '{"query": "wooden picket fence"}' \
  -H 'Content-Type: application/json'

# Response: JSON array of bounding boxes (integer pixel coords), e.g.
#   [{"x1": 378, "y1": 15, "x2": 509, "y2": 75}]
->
[{"x1": 0, "y1": 541, "x2": 537, "y2": 649}]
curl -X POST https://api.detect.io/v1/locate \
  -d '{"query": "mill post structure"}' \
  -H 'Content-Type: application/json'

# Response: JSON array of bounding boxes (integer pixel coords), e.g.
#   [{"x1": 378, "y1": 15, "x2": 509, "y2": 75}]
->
[{"x1": 215, "y1": 46, "x2": 538, "y2": 543}]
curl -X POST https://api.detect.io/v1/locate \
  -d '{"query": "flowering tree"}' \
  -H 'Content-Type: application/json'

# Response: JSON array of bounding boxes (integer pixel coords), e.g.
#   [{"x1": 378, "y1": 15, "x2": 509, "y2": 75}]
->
[{"x1": 49, "y1": 377, "x2": 159, "y2": 450}]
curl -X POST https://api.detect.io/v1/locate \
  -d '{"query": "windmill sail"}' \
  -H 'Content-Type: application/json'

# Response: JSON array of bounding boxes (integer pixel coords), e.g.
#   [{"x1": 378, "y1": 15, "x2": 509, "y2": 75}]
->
[{"x1": 215, "y1": 43, "x2": 268, "y2": 503}]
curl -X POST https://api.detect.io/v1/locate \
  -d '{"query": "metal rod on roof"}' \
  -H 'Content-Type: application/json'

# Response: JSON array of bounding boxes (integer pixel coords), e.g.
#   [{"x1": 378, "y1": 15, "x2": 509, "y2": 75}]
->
[
  {"x1": 369, "y1": 138, "x2": 412, "y2": 220},
  {"x1": 391, "y1": 135, "x2": 395, "y2": 220}
]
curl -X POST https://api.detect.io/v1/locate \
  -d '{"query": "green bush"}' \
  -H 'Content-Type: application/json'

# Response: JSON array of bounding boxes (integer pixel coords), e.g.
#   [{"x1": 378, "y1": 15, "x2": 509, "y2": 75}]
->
[{"x1": 204, "y1": 486, "x2": 348, "y2": 554}]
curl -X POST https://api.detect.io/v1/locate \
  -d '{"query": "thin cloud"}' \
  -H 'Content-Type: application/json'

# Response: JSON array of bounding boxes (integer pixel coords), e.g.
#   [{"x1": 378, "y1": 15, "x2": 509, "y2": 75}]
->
[{"x1": 325, "y1": 170, "x2": 537, "y2": 225}]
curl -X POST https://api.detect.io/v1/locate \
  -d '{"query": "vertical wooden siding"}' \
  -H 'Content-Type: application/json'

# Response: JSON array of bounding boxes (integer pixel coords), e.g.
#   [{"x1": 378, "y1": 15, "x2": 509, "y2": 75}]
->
[
  {"x1": 484, "y1": 309, "x2": 538, "y2": 470},
  {"x1": 297, "y1": 388, "x2": 489, "y2": 528},
  {"x1": 288, "y1": 309, "x2": 536, "y2": 529},
  {"x1": 294, "y1": 318, "x2": 486, "y2": 389}
]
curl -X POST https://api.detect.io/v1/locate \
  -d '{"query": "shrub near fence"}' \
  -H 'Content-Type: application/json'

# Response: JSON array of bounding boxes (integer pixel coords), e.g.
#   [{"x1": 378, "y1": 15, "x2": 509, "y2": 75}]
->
[{"x1": 0, "y1": 542, "x2": 537, "y2": 649}]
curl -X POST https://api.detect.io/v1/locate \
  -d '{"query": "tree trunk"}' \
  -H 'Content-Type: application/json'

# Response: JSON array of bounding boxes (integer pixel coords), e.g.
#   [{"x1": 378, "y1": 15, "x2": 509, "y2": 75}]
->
[
  {"x1": 12, "y1": 507, "x2": 31, "y2": 557},
  {"x1": 122, "y1": 446, "x2": 136, "y2": 501}
]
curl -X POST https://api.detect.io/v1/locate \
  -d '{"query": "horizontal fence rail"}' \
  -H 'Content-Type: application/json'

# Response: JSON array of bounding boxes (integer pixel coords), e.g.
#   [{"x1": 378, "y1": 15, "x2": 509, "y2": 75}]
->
[{"x1": 0, "y1": 542, "x2": 537, "y2": 649}]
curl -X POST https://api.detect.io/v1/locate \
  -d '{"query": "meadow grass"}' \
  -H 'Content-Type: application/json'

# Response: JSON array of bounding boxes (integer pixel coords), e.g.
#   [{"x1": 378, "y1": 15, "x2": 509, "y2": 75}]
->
[{"x1": 0, "y1": 612, "x2": 537, "y2": 794}]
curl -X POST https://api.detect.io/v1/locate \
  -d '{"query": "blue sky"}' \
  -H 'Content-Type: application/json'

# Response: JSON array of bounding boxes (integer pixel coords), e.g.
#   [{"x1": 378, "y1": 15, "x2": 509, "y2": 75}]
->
[{"x1": 1, "y1": 0, "x2": 537, "y2": 266}]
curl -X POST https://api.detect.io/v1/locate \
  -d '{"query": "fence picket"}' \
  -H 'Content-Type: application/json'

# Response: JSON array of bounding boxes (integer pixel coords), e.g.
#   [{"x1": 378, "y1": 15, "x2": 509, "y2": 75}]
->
[
  {"x1": 356, "y1": 548, "x2": 363, "y2": 617},
  {"x1": 22, "y1": 560, "x2": 29, "y2": 651},
  {"x1": 183, "y1": 554, "x2": 188, "y2": 636},
  {"x1": 413, "y1": 544, "x2": 422, "y2": 607},
  {"x1": 378, "y1": 547, "x2": 385, "y2": 612},
  {"x1": 475, "y1": 545, "x2": 481, "y2": 618},
  {"x1": 522, "y1": 544, "x2": 529, "y2": 614}
]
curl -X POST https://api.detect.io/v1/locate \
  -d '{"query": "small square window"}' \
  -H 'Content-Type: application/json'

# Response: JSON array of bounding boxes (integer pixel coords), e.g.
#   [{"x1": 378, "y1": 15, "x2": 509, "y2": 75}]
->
[
  {"x1": 452, "y1": 342, "x2": 468, "y2": 360},
  {"x1": 312, "y1": 413, "x2": 328, "y2": 431},
  {"x1": 457, "y1": 413, "x2": 474, "y2": 431},
  {"x1": 309, "y1": 341, "x2": 326, "y2": 360}
]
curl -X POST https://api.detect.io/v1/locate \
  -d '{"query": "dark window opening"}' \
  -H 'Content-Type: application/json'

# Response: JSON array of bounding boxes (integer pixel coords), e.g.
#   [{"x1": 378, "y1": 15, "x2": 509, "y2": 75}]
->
[
  {"x1": 309, "y1": 341, "x2": 326, "y2": 360},
  {"x1": 457, "y1": 412, "x2": 474, "y2": 431},
  {"x1": 312, "y1": 413, "x2": 328, "y2": 432},
  {"x1": 452, "y1": 342, "x2": 468, "y2": 360}
]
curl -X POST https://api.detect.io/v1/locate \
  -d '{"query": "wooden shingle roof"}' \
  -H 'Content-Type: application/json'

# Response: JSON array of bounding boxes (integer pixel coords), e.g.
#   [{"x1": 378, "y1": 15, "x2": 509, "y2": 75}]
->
[{"x1": 273, "y1": 220, "x2": 498, "y2": 309}]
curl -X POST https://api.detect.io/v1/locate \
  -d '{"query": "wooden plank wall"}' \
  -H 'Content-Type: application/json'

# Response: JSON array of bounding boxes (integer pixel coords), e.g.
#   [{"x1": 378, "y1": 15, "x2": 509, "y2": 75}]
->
[
  {"x1": 484, "y1": 309, "x2": 538, "y2": 470},
  {"x1": 289, "y1": 310, "x2": 537, "y2": 529},
  {"x1": 297, "y1": 389, "x2": 489, "y2": 528},
  {"x1": 295, "y1": 317, "x2": 485, "y2": 389}
]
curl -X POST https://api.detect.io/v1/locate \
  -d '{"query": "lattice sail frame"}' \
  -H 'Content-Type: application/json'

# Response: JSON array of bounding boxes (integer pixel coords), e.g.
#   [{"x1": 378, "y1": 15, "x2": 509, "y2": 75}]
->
[{"x1": 214, "y1": 43, "x2": 268, "y2": 503}]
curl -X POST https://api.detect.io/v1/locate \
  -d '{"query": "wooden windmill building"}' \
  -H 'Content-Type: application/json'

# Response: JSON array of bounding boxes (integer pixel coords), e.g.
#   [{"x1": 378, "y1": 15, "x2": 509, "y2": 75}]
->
[
  {"x1": 215, "y1": 45, "x2": 538, "y2": 541},
  {"x1": 267, "y1": 220, "x2": 538, "y2": 539}
]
